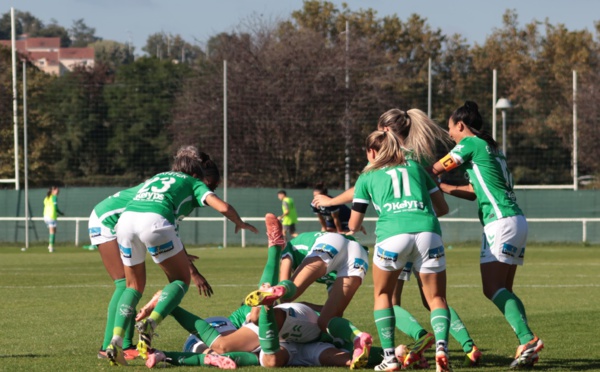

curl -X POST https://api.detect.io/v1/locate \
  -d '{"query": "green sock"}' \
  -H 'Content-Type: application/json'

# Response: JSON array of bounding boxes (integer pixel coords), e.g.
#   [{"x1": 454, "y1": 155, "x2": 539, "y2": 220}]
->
[
  {"x1": 278, "y1": 279, "x2": 297, "y2": 301},
  {"x1": 163, "y1": 351, "x2": 260, "y2": 366},
  {"x1": 150, "y1": 280, "x2": 188, "y2": 325},
  {"x1": 170, "y1": 306, "x2": 221, "y2": 347},
  {"x1": 258, "y1": 246, "x2": 282, "y2": 287},
  {"x1": 430, "y1": 308, "x2": 450, "y2": 350},
  {"x1": 374, "y1": 308, "x2": 395, "y2": 356},
  {"x1": 259, "y1": 306, "x2": 280, "y2": 353},
  {"x1": 49, "y1": 233, "x2": 55, "y2": 246},
  {"x1": 113, "y1": 288, "x2": 142, "y2": 338},
  {"x1": 102, "y1": 279, "x2": 126, "y2": 350},
  {"x1": 513, "y1": 293, "x2": 528, "y2": 323},
  {"x1": 448, "y1": 306, "x2": 474, "y2": 353},
  {"x1": 123, "y1": 308, "x2": 135, "y2": 349},
  {"x1": 492, "y1": 289, "x2": 533, "y2": 344},
  {"x1": 326, "y1": 317, "x2": 361, "y2": 345},
  {"x1": 393, "y1": 305, "x2": 428, "y2": 341}
]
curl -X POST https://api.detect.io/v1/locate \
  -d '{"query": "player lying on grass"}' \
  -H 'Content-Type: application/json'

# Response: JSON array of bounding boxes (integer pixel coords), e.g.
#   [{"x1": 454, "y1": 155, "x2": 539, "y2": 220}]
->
[
  {"x1": 246, "y1": 229, "x2": 374, "y2": 369},
  {"x1": 141, "y1": 214, "x2": 406, "y2": 369}
]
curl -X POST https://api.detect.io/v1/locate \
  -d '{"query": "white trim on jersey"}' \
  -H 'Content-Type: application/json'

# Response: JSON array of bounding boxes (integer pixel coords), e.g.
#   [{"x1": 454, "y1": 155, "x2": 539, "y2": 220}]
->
[
  {"x1": 472, "y1": 163, "x2": 503, "y2": 220},
  {"x1": 352, "y1": 198, "x2": 370, "y2": 204},
  {"x1": 97, "y1": 207, "x2": 125, "y2": 224}
]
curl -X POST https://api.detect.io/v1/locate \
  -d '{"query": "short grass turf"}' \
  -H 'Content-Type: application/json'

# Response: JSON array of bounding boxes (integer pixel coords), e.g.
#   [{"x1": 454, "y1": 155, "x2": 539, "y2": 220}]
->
[{"x1": 1, "y1": 242, "x2": 599, "y2": 371}]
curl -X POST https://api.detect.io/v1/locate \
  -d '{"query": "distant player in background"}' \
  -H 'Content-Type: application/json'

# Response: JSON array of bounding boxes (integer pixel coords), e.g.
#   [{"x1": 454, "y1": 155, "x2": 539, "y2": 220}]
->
[
  {"x1": 104, "y1": 150, "x2": 258, "y2": 366},
  {"x1": 43, "y1": 186, "x2": 64, "y2": 253},
  {"x1": 277, "y1": 190, "x2": 298, "y2": 238},
  {"x1": 430, "y1": 101, "x2": 544, "y2": 369},
  {"x1": 349, "y1": 130, "x2": 452, "y2": 372}
]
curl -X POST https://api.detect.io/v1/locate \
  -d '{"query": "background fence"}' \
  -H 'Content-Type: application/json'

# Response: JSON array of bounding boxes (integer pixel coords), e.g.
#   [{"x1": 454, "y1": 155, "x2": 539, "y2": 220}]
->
[{"x1": 2, "y1": 187, "x2": 600, "y2": 246}]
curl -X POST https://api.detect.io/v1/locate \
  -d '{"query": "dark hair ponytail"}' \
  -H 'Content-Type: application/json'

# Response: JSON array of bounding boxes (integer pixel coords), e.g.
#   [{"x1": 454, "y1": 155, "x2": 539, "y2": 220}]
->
[
  {"x1": 451, "y1": 101, "x2": 498, "y2": 150},
  {"x1": 313, "y1": 182, "x2": 327, "y2": 195},
  {"x1": 198, "y1": 152, "x2": 220, "y2": 190}
]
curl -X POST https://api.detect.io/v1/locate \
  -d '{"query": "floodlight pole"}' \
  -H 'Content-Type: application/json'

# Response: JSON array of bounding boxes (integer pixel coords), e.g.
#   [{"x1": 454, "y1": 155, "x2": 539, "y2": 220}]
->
[
  {"x1": 344, "y1": 20, "x2": 350, "y2": 190},
  {"x1": 492, "y1": 69, "x2": 497, "y2": 141},
  {"x1": 573, "y1": 70, "x2": 578, "y2": 190},
  {"x1": 223, "y1": 60, "x2": 228, "y2": 248},
  {"x1": 11, "y1": 8, "x2": 19, "y2": 190},
  {"x1": 23, "y1": 61, "x2": 29, "y2": 248}
]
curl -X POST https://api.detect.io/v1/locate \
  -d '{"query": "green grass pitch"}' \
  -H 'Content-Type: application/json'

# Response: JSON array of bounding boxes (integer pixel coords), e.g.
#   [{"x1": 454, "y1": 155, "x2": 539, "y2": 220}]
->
[{"x1": 1, "y1": 243, "x2": 599, "y2": 371}]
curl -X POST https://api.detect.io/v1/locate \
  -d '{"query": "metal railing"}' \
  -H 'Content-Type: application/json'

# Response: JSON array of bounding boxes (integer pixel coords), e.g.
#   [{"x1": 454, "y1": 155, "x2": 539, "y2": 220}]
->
[{"x1": 3, "y1": 216, "x2": 600, "y2": 246}]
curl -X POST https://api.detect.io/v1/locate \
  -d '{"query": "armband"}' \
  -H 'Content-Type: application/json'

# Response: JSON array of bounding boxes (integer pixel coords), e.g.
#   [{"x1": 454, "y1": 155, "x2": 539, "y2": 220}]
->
[
  {"x1": 352, "y1": 202, "x2": 368, "y2": 213},
  {"x1": 440, "y1": 154, "x2": 459, "y2": 171}
]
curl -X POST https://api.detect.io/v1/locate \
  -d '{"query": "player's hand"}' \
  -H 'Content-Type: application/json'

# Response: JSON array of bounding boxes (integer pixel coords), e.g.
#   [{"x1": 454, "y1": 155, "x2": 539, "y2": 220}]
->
[
  {"x1": 192, "y1": 271, "x2": 214, "y2": 297},
  {"x1": 187, "y1": 254, "x2": 199, "y2": 262},
  {"x1": 236, "y1": 222, "x2": 258, "y2": 234},
  {"x1": 312, "y1": 194, "x2": 332, "y2": 208}
]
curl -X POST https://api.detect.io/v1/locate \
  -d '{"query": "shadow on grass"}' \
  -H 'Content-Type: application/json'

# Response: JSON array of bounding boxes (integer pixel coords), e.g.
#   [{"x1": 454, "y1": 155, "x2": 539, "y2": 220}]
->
[
  {"x1": 0, "y1": 354, "x2": 49, "y2": 358},
  {"x1": 451, "y1": 351, "x2": 600, "y2": 371}
]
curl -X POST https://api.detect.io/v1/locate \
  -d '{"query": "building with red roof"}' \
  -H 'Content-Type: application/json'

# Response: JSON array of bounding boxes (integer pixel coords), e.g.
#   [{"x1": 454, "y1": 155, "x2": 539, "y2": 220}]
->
[{"x1": 0, "y1": 37, "x2": 94, "y2": 75}]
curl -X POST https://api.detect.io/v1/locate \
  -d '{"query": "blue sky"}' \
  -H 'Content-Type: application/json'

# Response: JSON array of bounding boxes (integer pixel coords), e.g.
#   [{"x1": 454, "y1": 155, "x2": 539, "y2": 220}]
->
[{"x1": 7, "y1": 0, "x2": 600, "y2": 54}]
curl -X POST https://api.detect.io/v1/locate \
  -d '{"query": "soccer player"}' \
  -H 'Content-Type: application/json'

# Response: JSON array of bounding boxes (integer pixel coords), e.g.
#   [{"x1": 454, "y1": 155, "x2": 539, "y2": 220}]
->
[
  {"x1": 430, "y1": 100, "x2": 544, "y2": 369},
  {"x1": 245, "y1": 230, "x2": 373, "y2": 370},
  {"x1": 311, "y1": 182, "x2": 354, "y2": 233},
  {"x1": 277, "y1": 190, "x2": 299, "y2": 238},
  {"x1": 349, "y1": 130, "x2": 452, "y2": 372},
  {"x1": 104, "y1": 150, "x2": 258, "y2": 366},
  {"x1": 314, "y1": 108, "x2": 481, "y2": 368},
  {"x1": 145, "y1": 215, "x2": 386, "y2": 369},
  {"x1": 43, "y1": 186, "x2": 64, "y2": 253}
]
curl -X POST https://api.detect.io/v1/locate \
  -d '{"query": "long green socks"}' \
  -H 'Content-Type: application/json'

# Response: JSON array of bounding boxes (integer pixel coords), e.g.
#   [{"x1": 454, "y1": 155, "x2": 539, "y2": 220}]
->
[
  {"x1": 393, "y1": 305, "x2": 428, "y2": 340},
  {"x1": 258, "y1": 246, "x2": 282, "y2": 287},
  {"x1": 374, "y1": 308, "x2": 396, "y2": 357},
  {"x1": 448, "y1": 306, "x2": 475, "y2": 353},
  {"x1": 102, "y1": 279, "x2": 135, "y2": 349},
  {"x1": 112, "y1": 287, "x2": 142, "y2": 339},
  {"x1": 149, "y1": 280, "x2": 188, "y2": 324},
  {"x1": 327, "y1": 317, "x2": 362, "y2": 346},
  {"x1": 492, "y1": 288, "x2": 533, "y2": 344},
  {"x1": 49, "y1": 233, "x2": 55, "y2": 246},
  {"x1": 430, "y1": 308, "x2": 450, "y2": 350},
  {"x1": 259, "y1": 306, "x2": 280, "y2": 354},
  {"x1": 170, "y1": 306, "x2": 221, "y2": 347},
  {"x1": 163, "y1": 351, "x2": 260, "y2": 366}
]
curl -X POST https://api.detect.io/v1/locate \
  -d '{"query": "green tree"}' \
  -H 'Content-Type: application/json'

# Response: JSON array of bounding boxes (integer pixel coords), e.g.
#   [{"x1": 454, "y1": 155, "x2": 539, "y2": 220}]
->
[
  {"x1": 69, "y1": 18, "x2": 100, "y2": 47},
  {"x1": 91, "y1": 40, "x2": 135, "y2": 71},
  {"x1": 104, "y1": 57, "x2": 192, "y2": 181},
  {"x1": 0, "y1": 47, "x2": 58, "y2": 186},
  {"x1": 142, "y1": 32, "x2": 204, "y2": 62},
  {"x1": 40, "y1": 64, "x2": 112, "y2": 185}
]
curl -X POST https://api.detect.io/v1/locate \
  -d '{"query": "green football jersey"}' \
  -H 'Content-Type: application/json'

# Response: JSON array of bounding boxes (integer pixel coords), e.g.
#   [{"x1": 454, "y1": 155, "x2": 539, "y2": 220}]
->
[
  {"x1": 228, "y1": 304, "x2": 252, "y2": 329},
  {"x1": 353, "y1": 159, "x2": 441, "y2": 241},
  {"x1": 448, "y1": 136, "x2": 522, "y2": 225},
  {"x1": 93, "y1": 184, "x2": 143, "y2": 232},
  {"x1": 124, "y1": 171, "x2": 214, "y2": 224}
]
